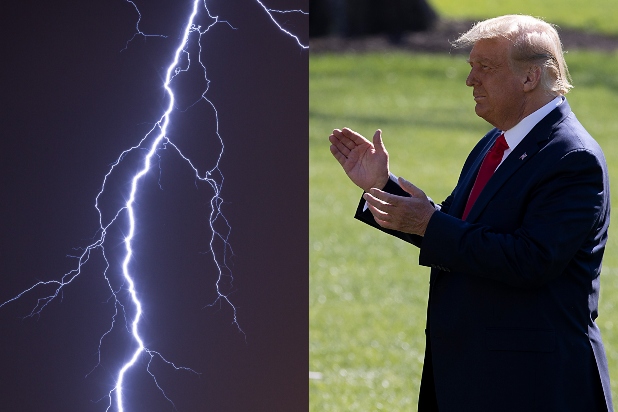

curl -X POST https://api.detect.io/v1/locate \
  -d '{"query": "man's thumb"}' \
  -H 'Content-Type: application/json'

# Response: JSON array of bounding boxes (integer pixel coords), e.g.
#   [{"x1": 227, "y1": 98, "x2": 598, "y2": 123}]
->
[{"x1": 373, "y1": 129, "x2": 386, "y2": 153}]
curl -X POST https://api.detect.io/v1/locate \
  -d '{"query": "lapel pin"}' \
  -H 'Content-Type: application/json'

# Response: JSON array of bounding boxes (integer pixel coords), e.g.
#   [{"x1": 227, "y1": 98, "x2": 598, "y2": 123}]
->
[{"x1": 519, "y1": 153, "x2": 527, "y2": 160}]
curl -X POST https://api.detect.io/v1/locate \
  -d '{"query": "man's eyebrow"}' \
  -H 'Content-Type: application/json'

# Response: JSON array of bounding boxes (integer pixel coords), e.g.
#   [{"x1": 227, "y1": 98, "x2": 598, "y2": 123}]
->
[{"x1": 467, "y1": 57, "x2": 494, "y2": 65}]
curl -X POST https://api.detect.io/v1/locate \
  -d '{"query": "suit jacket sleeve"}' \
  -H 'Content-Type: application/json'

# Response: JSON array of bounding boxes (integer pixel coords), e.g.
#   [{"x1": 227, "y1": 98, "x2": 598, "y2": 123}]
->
[{"x1": 354, "y1": 177, "x2": 445, "y2": 249}]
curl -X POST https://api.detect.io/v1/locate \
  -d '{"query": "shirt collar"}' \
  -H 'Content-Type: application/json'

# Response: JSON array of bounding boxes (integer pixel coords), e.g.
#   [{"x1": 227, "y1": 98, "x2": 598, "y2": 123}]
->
[{"x1": 502, "y1": 96, "x2": 563, "y2": 151}]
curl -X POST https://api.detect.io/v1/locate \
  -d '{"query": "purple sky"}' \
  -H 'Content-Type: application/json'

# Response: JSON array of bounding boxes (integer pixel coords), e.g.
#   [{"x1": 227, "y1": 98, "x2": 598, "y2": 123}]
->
[{"x1": 0, "y1": 1, "x2": 307, "y2": 410}]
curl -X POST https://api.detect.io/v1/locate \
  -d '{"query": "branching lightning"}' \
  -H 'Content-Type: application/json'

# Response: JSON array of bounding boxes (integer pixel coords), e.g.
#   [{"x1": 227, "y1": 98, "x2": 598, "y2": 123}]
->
[
  {"x1": 0, "y1": 0, "x2": 306, "y2": 410},
  {"x1": 257, "y1": 1, "x2": 309, "y2": 49}
]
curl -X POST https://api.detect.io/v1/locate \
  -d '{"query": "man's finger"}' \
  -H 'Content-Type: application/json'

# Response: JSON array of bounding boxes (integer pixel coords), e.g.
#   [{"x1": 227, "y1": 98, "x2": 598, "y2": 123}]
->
[
  {"x1": 333, "y1": 128, "x2": 361, "y2": 151},
  {"x1": 341, "y1": 127, "x2": 371, "y2": 145},
  {"x1": 329, "y1": 144, "x2": 347, "y2": 166},
  {"x1": 363, "y1": 191, "x2": 390, "y2": 210},
  {"x1": 398, "y1": 177, "x2": 425, "y2": 198},
  {"x1": 329, "y1": 134, "x2": 351, "y2": 157},
  {"x1": 368, "y1": 187, "x2": 399, "y2": 204},
  {"x1": 373, "y1": 216, "x2": 393, "y2": 229},
  {"x1": 366, "y1": 200, "x2": 389, "y2": 220}
]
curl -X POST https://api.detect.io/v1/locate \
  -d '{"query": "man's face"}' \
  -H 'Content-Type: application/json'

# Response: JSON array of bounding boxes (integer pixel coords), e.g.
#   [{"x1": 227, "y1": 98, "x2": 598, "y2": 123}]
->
[{"x1": 466, "y1": 38, "x2": 527, "y2": 130}]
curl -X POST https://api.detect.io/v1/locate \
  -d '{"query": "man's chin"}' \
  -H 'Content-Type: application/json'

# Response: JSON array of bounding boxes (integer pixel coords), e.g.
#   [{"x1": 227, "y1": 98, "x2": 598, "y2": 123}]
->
[
  {"x1": 474, "y1": 105, "x2": 494, "y2": 126},
  {"x1": 474, "y1": 104, "x2": 487, "y2": 118}
]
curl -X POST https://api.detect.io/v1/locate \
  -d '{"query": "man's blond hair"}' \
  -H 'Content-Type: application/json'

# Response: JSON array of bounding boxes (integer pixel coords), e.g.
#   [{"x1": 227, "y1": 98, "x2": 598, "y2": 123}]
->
[{"x1": 453, "y1": 15, "x2": 573, "y2": 95}]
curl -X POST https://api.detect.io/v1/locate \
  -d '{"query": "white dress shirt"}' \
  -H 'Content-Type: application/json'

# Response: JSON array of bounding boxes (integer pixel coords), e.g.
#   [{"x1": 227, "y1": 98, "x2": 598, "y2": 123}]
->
[{"x1": 498, "y1": 96, "x2": 563, "y2": 168}]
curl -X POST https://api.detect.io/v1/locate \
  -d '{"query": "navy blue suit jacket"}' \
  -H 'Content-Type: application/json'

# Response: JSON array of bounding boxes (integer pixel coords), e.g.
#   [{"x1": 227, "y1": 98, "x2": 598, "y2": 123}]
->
[{"x1": 355, "y1": 100, "x2": 614, "y2": 411}]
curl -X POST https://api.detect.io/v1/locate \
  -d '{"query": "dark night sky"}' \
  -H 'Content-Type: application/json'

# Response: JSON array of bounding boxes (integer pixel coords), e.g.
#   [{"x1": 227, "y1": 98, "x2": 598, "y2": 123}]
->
[{"x1": 0, "y1": 1, "x2": 307, "y2": 411}]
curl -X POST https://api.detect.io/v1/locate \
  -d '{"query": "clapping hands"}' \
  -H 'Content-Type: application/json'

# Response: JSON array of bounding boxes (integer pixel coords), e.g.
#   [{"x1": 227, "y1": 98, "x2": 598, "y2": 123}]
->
[{"x1": 329, "y1": 128, "x2": 390, "y2": 192}]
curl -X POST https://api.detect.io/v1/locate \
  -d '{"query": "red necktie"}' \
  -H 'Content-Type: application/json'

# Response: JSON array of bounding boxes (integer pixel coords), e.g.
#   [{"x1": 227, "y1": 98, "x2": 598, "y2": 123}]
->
[{"x1": 462, "y1": 134, "x2": 509, "y2": 220}]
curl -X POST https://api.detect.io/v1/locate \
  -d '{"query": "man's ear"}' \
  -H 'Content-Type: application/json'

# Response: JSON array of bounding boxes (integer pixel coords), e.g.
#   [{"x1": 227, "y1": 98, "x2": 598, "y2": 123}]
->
[{"x1": 523, "y1": 65, "x2": 542, "y2": 92}]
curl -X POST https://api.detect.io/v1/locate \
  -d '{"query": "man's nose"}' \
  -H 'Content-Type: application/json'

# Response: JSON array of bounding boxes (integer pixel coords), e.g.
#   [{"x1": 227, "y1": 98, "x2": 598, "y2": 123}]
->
[{"x1": 465, "y1": 69, "x2": 477, "y2": 87}]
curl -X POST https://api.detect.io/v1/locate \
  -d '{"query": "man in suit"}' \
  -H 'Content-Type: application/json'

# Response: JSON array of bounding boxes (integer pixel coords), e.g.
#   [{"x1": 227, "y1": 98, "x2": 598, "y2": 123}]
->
[{"x1": 329, "y1": 15, "x2": 613, "y2": 411}]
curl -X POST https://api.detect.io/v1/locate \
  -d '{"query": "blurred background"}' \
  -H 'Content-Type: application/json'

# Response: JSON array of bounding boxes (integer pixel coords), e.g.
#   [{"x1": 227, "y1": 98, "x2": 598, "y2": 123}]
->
[{"x1": 309, "y1": 0, "x2": 618, "y2": 410}]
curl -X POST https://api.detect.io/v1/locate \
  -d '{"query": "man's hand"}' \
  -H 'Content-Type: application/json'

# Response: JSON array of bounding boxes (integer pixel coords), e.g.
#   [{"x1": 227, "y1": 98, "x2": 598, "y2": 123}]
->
[
  {"x1": 329, "y1": 128, "x2": 390, "y2": 192},
  {"x1": 363, "y1": 177, "x2": 435, "y2": 236}
]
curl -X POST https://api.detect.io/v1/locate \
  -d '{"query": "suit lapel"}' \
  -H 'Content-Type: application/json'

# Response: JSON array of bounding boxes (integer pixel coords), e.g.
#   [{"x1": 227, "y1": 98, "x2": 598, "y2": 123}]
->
[
  {"x1": 449, "y1": 130, "x2": 501, "y2": 218},
  {"x1": 456, "y1": 100, "x2": 571, "y2": 222},
  {"x1": 463, "y1": 136, "x2": 540, "y2": 222}
]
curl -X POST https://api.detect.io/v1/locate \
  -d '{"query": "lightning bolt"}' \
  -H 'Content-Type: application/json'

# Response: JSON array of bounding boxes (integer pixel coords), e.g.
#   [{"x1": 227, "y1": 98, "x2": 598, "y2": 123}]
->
[
  {"x1": 0, "y1": 0, "x2": 307, "y2": 410},
  {"x1": 256, "y1": 1, "x2": 309, "y2": 49}
]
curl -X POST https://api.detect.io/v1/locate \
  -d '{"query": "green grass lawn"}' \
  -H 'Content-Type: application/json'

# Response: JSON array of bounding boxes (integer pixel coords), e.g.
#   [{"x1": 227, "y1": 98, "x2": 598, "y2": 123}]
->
[
  {"x1": 310, "y1": 50, "x2": 618, "y2": 410},
  {"x1": 430, "y1": 0, "x2": 618, "y2": 35}
]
